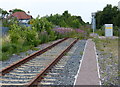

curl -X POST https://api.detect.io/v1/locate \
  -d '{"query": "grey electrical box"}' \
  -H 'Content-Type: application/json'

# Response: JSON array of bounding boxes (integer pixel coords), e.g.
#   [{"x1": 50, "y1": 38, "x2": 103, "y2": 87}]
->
[{"x1": 105, "y1": 24, "x2": 113, "y2": 37}]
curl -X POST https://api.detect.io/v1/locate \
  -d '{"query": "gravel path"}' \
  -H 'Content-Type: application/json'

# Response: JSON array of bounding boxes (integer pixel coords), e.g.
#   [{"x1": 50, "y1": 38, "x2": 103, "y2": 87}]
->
[{"x1": 1, "y1": 39, "x2": 62, "y2": 70}]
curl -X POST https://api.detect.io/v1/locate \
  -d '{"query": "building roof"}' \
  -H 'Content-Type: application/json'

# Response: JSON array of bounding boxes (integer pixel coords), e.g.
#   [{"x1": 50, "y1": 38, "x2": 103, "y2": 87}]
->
[{"x1": 11, "y1": 11, "x2": 32, "y2": 20}]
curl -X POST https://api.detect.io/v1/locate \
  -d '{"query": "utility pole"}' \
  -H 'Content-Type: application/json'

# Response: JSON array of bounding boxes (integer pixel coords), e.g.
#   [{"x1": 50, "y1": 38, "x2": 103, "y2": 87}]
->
[
  {"x1": 91, "y1": 12, "x2": 96, "y2": 34},
  {"x1": 118, "y1": 1, "x2": 120, "y2": 10}
]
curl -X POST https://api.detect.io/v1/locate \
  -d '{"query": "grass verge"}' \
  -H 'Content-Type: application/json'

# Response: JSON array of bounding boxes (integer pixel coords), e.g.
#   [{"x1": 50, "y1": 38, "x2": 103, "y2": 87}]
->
[{"x1": 93, "y1": 37, "x2": 118, "y2": 85}]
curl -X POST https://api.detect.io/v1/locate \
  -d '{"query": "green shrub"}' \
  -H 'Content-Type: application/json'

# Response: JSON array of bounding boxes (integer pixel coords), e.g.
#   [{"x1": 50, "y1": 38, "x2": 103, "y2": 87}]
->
[
  {"x1": 95, "y1": 29, "x2": 105, "y2": 36},
  {"x1": 39, "y1": 32, "x2": 49, "y2": 44},
  {"x1": 49, "y1": 31, "x2": 57, "y2": 41},
  {"x1": 1, "y1": 52, "x2": 10, "y2": 61},
  {"x1": 2, "y1": 43, "x2": 10, "y2": 52},
  {"x1": 113, "y1": 30, "x2": 119, "y2": 36}
]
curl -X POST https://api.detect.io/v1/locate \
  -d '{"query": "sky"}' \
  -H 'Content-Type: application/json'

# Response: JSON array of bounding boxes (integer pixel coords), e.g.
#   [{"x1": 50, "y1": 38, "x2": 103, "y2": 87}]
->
[{"x1": 0, "y1": 0, "x2": 119, "y2": 23}]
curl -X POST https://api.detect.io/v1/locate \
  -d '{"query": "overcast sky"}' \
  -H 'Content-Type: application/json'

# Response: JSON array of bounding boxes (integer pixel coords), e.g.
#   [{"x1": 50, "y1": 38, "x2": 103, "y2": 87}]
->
[{"x1": 0, "y1": 0, "x2": 119, "y2": 23}]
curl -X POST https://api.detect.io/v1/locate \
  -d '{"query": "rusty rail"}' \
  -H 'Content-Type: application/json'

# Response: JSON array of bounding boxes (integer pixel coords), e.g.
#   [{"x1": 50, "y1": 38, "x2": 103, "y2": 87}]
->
[
  {"x1": 0, "y1": 38, "x2": 68, "y2": 76},
  {"x1": 27, "y1": 39, "x2": 78, "y2": 86}
]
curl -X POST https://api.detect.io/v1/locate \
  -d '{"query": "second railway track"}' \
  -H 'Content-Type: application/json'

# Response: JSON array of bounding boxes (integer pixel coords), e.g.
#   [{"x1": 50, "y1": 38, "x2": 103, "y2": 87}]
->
[{"x1": 0, "y1": 38, "x2": 78, "y2": 86}]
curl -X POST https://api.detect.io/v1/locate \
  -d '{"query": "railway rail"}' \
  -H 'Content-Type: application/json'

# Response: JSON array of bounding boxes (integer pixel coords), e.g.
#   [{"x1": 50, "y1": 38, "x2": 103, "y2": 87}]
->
[
  {"x1": 0, "y1": 38, "x2": 78, "y2": 86},
  {"x1": 0, "y1": 38, "x2": 68, "y2": 76}
]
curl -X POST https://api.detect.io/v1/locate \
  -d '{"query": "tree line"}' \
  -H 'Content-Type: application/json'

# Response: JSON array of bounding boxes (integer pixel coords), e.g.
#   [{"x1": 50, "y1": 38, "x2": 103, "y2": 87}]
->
[
  {"x1": 0, "y1": 9, "x2": 86, "y2": 29},
  {"x1": 95, "y1": 4, "x2": 120, "y2": 29},
  {"x1": 45, "y1": 10, "x2": 85, "y2": 28}
]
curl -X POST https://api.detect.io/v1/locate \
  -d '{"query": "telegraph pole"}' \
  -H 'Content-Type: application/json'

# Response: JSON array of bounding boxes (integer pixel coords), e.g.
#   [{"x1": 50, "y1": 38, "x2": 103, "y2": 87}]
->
[
  {"x1": 118, "y1": 1, "x2": 120, "y2": 10},
  {"x1": 91, "y1": 12, "x2": 96, "y2": 34}
]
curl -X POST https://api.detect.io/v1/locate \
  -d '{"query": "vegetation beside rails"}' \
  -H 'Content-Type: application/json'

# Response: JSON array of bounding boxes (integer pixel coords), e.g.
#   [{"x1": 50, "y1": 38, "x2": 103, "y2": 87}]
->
[
  {"x1": 1, "y1": 18, "x2": 88, "y2": 61},
  {"x1": 94, "y1": 26, "x2": 119, "y2": 36},
  {"x1": 93, "y1": 38, "x2": 119, "y2": 85},
  {"x1": 93, "y1": 38, "x2": 118, "y2": 56},
  {"x1": 1, "y1": 30, "x2": 86, "y2": 61},
  {"x1": 1, "y1": 19, "x2": 53, "y2": 61},
  {"x1": 1, "y1": 9, "x2": 91, "y2": 61}
]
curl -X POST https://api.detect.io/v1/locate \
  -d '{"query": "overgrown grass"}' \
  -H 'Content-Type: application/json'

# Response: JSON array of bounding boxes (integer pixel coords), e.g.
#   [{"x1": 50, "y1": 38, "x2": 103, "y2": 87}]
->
[
  {"x1": 80, "y1": 51, "x2": 83, "y2": 55},
  {"x1": 1, "y1": 31, "x2": 86, "y2": 61},
  {"x1": 93, "y1": 38, "x2": 118, "y2": 57},
  {"x1": 93, "y1": 37, "x2": 118, "y2": 85},
  {"x1": 66, "y1": 31, "x2": 86, "y2": 40},
  {"x1": 1, "y1": 37, "x2": 37, "y2": 61},
  {"x1": 1, "y1": 21, "x2": 88, "y2": 61},
  {"x1": 95, "y1": 29, "x2": 105, "y2": 36}
]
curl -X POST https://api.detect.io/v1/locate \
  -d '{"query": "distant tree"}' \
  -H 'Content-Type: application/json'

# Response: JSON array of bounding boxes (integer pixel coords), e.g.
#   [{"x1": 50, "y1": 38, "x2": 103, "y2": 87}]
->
[
  {"x1": 95, "y1": 4, "x2": 119, "y2": 28},
  {"x1": 70, "y1": 19, "x2": 81, "y2": 28},
  {"x1": 113, "y1": 11, "x2": 120, "y2": 27},
  {"x1": 76, "y1": 16, "x2": 85, "y2": 25},
  {"x1": 59, "y1": 20, "x2": 68, "y2": 27},
  {"x1": 12, "y1": 9, "x2": 25, "y2": 13},
  {"x1": 0, "y1": 8, "x2": 8, "y2": 18},
  {"x1": 46, "y1": 10, "x2": 85, "y2": 28},
  {"x1": 31, "y1": 16, "x2": 53, "y2": 33},
  {"x1": 95, "y1": 11, "x2": 103, "y2": 28},
  {"x1": 62, "y1": 10, "x2": 71, "y2": 18},
  {"x1": 86, "y1": 22, "x2": 89, "y2": 24},
  {"x1": 0, "y1": 8, "x2": 2, "y2": 14}
]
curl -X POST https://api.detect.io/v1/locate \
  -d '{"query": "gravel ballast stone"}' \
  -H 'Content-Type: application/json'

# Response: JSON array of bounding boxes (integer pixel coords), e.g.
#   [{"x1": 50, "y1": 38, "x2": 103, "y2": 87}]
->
[{"x1": 39, "y1": 40, "x2": 86, "y2": 85}]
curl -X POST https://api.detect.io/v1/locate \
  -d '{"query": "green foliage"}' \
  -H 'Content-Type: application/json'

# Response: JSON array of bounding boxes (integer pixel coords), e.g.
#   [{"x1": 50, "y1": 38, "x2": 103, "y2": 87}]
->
[
  {"x1": 1, "y1": 10, "x2": 87, "y2": 61},
  {"x1": 2, "y1": 15, "x2": 18, "y2": 27},
  {"x1": 46, "y1": 10, "x2": 85, "y2": 28},
  {"x1": 95, "y1": 4, "x2": 120, "y2": 28},
  {"x1": 1, "y1": 22, "x2": 41, "y2": 60},
  {"x1": 80, "y1": 51, "x2": 83, "y2": 55},
  {"x1": 39, "y1": 32, "x2": 49, "y2": 43},
  {"x1": 113, "y1": 26, "x2": 119, "y2": 36},
  {"x1": 70, "y1": 19, "x2": 81, "y2": 28},
  {"x1": 0, "y1": 8, "x2": 8, "y2": 18},
  {"x1": 12, "y1": 9, "x2": 25, "y2": 13},
  {"x1": 55, "y1": 32, "x2": 66, "y2": 39},
  {"x1": 95, "y1": 28, "x2": 105, "y2": 36},
  {"x1": 49, "y1": 30, "x2": 57, "y2": 41},
  {"x1": 30, "y1": 16, "x2": 57, "y2": 42},
  {"x1": 0, "y1": 8, "x2": 2, "y2": 14},
  {"x1": 113, "y1": 11, "x2": 120, "y2": 27},
  {"x1": 2, "y1": 16, "x2": 56, "y2": 60},
  {"x1": 95, "y1": 4, "x2": 120, "y2": 36},
  {"x1": 9, "y1": 23, "x2": 40, "y2": 46},
  {"x1": 31, "y1": 17, "x2": 53, "y2": 33},
  {"x1": 69, "y1": 32, "x2": 85, "y2": 39}
]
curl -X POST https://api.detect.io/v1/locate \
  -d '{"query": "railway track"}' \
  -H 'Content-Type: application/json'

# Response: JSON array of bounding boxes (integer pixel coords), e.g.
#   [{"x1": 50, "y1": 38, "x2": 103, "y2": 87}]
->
[
  {"x1": 37, "y1": 40, "x2": 86, "y2": 86},
  {"x1": 0, "y1": 38, "x2": 78, "y2": 86},
  {"x1": 37, "y1": 54, "x2": 71, "y2": 86},
  {"x1": 1, "y1": 38, "x2": 68, "y2": 76}
]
